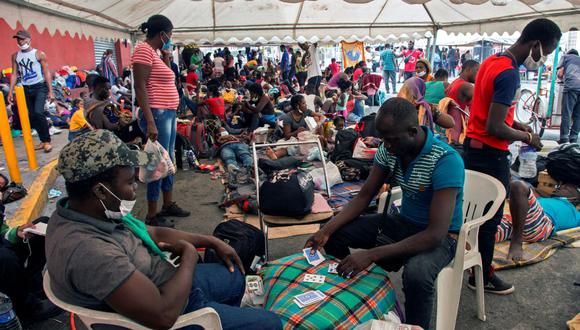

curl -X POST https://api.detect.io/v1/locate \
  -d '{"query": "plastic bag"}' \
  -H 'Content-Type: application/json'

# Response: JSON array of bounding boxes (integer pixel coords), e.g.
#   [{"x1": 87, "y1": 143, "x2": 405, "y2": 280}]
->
[
  {"x1": 297, "y1": 130, "x2": 318, "y2": 156},
  {"x1": 139, "y1": 140, "x2": 175, "y2": 183},
  {"x1": 309, "y1": 162, "x2": 343, "y2": 190},
  {"x1": 352, "y1": 138, "x2": 378, "y2": 160}
]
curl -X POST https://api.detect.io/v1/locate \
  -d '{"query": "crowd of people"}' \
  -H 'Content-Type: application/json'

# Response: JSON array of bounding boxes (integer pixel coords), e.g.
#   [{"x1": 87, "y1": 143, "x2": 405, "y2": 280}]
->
[{"x1": 0, "y1": 12, "x2": 579, "y2": 330}]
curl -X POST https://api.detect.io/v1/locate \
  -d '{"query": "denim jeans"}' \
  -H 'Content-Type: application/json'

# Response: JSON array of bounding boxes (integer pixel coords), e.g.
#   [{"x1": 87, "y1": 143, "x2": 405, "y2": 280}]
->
[
  {"x1": 220, "y1": 143, "x2": 253, "y2": 168},
  {"x1": 382, "y1": 70, "x2": 397, "y2": 94},
  {"x1": 23, "y1": 82, "x2": 51, "y2": 143},
  {"x1": 139, "y1": 109, "x2": 177, "y2": 202},
  {"x1": 559, "y1": 89, "x2": 580, "y2": 143},
  {"x1": 182, "y1": 264, "x2": 282, "y2": 330},
  {"x1": 463, "y1": 138, "x2": 510, "y2": 283},
  {"x1": 324, "y1": 214, "x2": 456, "y2": 329},
  {"x1": 403, "y1": 71, "x2": 415, "y2": 81},
  {"x1": 68, "y1": 127, "x2": 91, "y2": 141}
]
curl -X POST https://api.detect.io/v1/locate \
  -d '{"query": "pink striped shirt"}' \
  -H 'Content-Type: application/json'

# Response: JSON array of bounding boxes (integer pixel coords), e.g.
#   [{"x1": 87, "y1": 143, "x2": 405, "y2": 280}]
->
[{"x1": 132, "y1": 42, "x2": 179, "y2": 110}]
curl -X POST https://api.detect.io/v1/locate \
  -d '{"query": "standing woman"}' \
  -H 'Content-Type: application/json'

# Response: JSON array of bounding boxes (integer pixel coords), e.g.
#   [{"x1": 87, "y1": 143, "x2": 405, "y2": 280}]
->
[
  {"x1": 101, "y1": 49, "x2": 118, "y2": 85},
  {"x1": 133, "y1": 15, "x2": 190, "y2": 227}
]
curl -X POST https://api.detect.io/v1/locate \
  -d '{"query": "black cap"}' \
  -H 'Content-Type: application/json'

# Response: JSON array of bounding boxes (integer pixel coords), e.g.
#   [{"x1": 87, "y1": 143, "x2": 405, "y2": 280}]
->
[{"x1": 13, "y1": 30, "x2": 31, "y2": 39}]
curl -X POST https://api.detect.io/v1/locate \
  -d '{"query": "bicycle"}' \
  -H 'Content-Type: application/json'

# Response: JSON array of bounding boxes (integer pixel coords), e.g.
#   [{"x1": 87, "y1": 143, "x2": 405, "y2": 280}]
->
[{"x1": 515, "y1": 88, "x2": 548, "y2": 137}]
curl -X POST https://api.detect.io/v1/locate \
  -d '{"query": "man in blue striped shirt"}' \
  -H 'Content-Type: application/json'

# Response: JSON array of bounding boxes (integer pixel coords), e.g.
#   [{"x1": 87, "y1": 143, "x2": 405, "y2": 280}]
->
[{"x1": 305, "y1": 97, "x2": 465, "y2": 329}]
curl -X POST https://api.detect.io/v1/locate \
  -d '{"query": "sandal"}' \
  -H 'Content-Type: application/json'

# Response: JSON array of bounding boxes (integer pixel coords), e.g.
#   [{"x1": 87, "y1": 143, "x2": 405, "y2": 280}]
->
[{"x1": 43, "y1": 143, "x2": 53, "y2": 153}]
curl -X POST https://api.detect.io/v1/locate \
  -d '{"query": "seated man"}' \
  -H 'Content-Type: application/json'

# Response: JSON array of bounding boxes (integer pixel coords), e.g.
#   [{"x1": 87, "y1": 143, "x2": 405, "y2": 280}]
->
[
  {"x1": 305, "y1": 97, "x2": 464, "y2": 329},
  {"x1": 46, "y1": 130, "x2": 281, "y2": 330},
  {"x1": 0, "y1": 202, "x2": 60, "y2": 323},
  {"x1": 496, "y1": 180, "x2": 580, "y2": 261}
]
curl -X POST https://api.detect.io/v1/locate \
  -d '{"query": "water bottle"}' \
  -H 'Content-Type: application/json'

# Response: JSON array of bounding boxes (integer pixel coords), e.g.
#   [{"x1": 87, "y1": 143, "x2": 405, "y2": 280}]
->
[
  {"x1": 0, "y1": 293, "x2": 22, "y2": 330},
  {"x1": 518, "y1": 144, "x2": 538, "y2": 179}
]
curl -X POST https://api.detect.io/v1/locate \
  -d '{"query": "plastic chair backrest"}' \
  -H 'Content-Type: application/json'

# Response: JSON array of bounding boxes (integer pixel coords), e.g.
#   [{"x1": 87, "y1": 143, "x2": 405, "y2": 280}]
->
[
  {"x1": 43, "y1": 272, "x2": 222, "y2": 330},
  {"x1": 462, "y1": 170, "x2": 505, "y2": 224}
]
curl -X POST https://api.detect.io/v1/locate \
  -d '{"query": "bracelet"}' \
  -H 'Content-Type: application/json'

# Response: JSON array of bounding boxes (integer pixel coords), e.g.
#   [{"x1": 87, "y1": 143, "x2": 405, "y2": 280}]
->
[{"x1": 526, "y1": 132, "x2": 533, "y2": 144}]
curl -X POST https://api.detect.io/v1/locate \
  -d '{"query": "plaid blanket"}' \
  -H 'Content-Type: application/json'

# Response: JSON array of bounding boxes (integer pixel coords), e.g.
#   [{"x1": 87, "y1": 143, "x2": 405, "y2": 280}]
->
[{"x1": 259, "y1": 253, "x2": 397, "y2": 330}]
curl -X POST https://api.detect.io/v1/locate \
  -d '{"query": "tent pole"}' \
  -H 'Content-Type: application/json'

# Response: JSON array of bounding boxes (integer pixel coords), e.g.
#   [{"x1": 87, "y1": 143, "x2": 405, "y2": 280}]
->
[
  {"x1": 430, "y1": 27, "x2": 438, "y2": 67},
  {"x1": 130, "y1": 32, "x2": 137, "y2": 114},
  {"x1": 547, "y1": 39, "x2": 561, "y2": 118}
]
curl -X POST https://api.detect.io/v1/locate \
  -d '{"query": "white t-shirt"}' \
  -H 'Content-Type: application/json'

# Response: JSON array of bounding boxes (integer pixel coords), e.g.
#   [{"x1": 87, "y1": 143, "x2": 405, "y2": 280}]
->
[
  {"x1": 214, "y1": 57, "x2": 225, "y2": 72},
  {"x1": 307, "y1": 45, "x2": 322, "y2": 79},
  {"x1": 111, "y1": 85, "x2": 129, "y2": 98}
]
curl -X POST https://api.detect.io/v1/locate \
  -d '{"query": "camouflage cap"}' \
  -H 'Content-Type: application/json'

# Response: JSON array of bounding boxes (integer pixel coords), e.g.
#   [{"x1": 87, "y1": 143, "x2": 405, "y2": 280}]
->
[{"x1": 57, "y1": 130, "x2": 148, "y2": 183}]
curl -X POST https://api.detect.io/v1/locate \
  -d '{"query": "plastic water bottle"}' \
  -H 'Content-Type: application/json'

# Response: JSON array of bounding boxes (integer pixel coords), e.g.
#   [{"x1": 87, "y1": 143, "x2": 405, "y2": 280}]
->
[
  {"x1": 0, "y1": 293, "x2": 22, "y2": 330},
  {"x1": 519, "y1": 144, "x2": 538, "y2": 179}
]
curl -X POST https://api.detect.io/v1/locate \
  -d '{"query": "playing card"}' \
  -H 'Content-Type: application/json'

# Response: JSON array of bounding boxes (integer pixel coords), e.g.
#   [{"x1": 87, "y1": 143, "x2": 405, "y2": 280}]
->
[
  {"x1": 303, "y1": 248, "x2": 325, "y2": 266},
  {"x1": 303, "y1": 274, "x2": 325, "y2": 284},
  {"x1": 245, "y1": 276, "x2": 264, "y2": 295},
  {"x1": 294, "y1": 290, "x2": 326, "y2": 307},
  {"x1": 328, "y1": 263, "x2": 338, "y2": 274}
]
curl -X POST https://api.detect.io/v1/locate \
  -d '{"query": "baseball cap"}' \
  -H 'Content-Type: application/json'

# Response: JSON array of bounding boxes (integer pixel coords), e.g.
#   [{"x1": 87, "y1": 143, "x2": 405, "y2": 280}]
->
[
  {"x1": 57, "y1": 130, "x2": 149, "y2": 183},
  {"x1": 13, "y1": 30, "x2": 31, "y2": 39}
]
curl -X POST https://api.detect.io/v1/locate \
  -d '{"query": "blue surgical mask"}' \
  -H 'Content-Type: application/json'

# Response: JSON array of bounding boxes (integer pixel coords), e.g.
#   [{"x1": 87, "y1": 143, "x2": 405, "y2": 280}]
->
[{"x1": 161, "y1": 31, "x2": 173, "y2": 51}]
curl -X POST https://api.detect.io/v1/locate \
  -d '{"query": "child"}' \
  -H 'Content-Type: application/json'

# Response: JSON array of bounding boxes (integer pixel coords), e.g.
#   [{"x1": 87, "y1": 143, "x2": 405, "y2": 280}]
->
[
  {"x1": 68, "y1": 98, "x2": 93, "y2": 141},
  {"x1": 322, "y1": 90, "x2": 338, "y2": 114},
  {"x1": 336, "y1": 80, "x2": 352, "y2": 119}
]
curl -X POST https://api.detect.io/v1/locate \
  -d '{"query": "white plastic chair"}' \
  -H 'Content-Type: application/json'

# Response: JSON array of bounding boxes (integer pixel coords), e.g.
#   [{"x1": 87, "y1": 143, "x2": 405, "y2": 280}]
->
[
  {"x1": 377, "y1": 170, "x2": 506, "y2": 330},
  {"x1": 43, "y1": 272, "x2": 222, "y2": 330}
]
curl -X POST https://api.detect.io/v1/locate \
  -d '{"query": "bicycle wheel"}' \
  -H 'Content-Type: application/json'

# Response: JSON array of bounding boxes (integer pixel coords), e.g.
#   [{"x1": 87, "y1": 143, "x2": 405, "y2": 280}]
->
[
  {"x1": 529, "y1": 117, "x2": 546, "y2": 137},
  {"x1": 515, "y1": 89, "x2": 534, "y2": 125}
]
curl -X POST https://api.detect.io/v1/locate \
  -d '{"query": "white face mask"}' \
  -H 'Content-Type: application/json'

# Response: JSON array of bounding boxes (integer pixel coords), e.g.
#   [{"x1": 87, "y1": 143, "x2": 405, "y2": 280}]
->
[
  {"x1": 19, "y1": 43, "x2": 30, "y2": 50},
  {"x1": 523, "y1": 43, "x2": 547, "y2": 71},
  {"x1": 417, "y1": 71, "x2": 427, "y2": 77},
  {"x1": 99, "y1": 183, "x2": 136, "y2": 220}
]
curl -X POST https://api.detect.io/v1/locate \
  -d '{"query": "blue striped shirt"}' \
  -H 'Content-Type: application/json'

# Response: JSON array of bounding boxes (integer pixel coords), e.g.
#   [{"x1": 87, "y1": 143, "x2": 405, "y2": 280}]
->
[{"x1": 374, "y1": 127, "x2": 465, "y2": 232}]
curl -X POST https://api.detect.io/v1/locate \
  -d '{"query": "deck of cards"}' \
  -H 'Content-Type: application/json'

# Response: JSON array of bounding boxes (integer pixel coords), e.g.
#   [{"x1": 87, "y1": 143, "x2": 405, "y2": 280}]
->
[
  {"x1": 303, "y1": 248, "x2": 325, "y2": 266},
  {"x1": 294, "y1": 290, "x2": 327, "y2": 308}
]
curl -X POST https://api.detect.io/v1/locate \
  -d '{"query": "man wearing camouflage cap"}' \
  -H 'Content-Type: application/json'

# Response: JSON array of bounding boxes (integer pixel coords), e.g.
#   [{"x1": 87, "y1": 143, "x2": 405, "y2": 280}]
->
[{"x1": 46, "y1": 130, "x2": 282, "y2": 329}]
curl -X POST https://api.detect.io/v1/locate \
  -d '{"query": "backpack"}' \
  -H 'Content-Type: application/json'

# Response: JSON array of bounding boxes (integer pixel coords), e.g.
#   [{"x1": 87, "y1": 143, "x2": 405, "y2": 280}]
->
[
  {"x1": 546, "y1": 143, "x2": 580, "y2": 185},
  {"x1": 204, "y1": 220, "x2": 265, "y2": 274},
  {"x1": 192, "y1": 120, "x2": 211, "y2": 158},
  {"x1": 259, "y1": 169, "x2": 314, "y2": 217},
  {"x1": 355, "y1": 113, "x2": 379, "y2": 138},
  {"x1": 336, "y1": 159, "x2": 373, "y2": 181},
  {"x1": 330, "y1": 128, "x2": 359, "y2": 162}
]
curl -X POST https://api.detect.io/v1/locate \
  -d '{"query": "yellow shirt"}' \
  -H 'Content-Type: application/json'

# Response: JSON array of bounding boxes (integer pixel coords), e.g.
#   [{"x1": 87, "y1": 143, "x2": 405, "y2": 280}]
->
[
  {"x1": 69, "y1": 109, "x2": 89, "y2": 131},
  {"x1": 222, "y1": 89, "x2": 237, "y2": 104}
]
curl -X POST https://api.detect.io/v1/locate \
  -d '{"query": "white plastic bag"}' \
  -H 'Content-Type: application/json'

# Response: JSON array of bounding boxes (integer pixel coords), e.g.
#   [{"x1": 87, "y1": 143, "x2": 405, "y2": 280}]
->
[
  {"x1": 297, "y1": 130, "x2": 318, "y2": 156},
  {"x1": 353, "y1": 139, "x2": 378, "y2": 160},
  {"x1": 139, "y1": 139, "x2": 175, "y2": 183},
  {"x1": 309, "y1": 162, "x2": 343, "y2": 190}
]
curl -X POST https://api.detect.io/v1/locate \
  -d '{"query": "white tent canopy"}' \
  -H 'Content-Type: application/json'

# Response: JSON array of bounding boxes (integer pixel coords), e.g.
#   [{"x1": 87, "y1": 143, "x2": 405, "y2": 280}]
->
[{"x1": 3, "y1": 0, "x2": 579, "y2": 44}]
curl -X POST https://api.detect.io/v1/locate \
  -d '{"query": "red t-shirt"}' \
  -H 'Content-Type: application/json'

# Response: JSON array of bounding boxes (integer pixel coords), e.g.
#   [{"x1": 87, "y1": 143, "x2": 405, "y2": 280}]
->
[
  {"x1": 204, "y1": 97, "x2": 225, "y2": 120},
  {"x1": 445, "y1": 78, "x2": 470, "y2": 110},
  {"x1": 403, "y1": 49, "x2": 423, "y2": 72},
  {"x1": 467, "y1": 54, "x2": 520, "y2": 151},
  {"x1": 132, "y1": 42, "x2": 179, "y2": 110},
  {"x1": 185, "y1": 71, "x2": 198, "y2": 93},
  {"x1": 329, "y1": 62, "x2": 340, "y2": 76}
]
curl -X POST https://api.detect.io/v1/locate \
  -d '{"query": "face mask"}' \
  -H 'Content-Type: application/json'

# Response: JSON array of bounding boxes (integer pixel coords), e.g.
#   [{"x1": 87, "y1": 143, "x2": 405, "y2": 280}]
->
[
  {"x1": 19, "y1": 43, "x2": 30, "y2": 50},
  {"x1": 523, "y1": 43, "x2": 546, "y2": 71},
  {"x1": 161, "y1": 32, "x2": 173, "y2": 51},
  {"x1": 99, "y1": 183, "x2": 136, "y2": 220},
  {"x1": 417, "y1": 71, "x2": 427, "y2": 77}
]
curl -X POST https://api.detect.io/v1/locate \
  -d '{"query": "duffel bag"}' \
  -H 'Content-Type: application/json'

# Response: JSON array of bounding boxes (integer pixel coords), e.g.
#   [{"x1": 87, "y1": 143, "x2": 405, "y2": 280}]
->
[{"x1": 259, "y1": 169, "x2": 314, "y2": 217}]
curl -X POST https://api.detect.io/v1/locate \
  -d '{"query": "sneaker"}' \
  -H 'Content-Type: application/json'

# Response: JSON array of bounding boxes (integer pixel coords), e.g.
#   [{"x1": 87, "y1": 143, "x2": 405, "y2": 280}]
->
[
  {"x1": 146, "y1": 215, "x2": 175, "y2": 228},
  {"x1": 31, "y1": 130, "x2": 38, "y2": 136},
  {"x1": 11, "y1": 130, "x2": 21, "y2": 138},
  {"x1": 236, "y1": 167, "x2": 250, "y2": 185},
  {"x1": 467, "y1": 274, "x2": 514, "y2": 295},
  {"x1": 159, "y1": 202, "x2": 191, "y2": 217},
  {"x1": 227, "y1": 163, "x2": 240, "y2": 173},
  {"x1": 49, "y1": 127, "x2": 62, "y2": 135}
]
